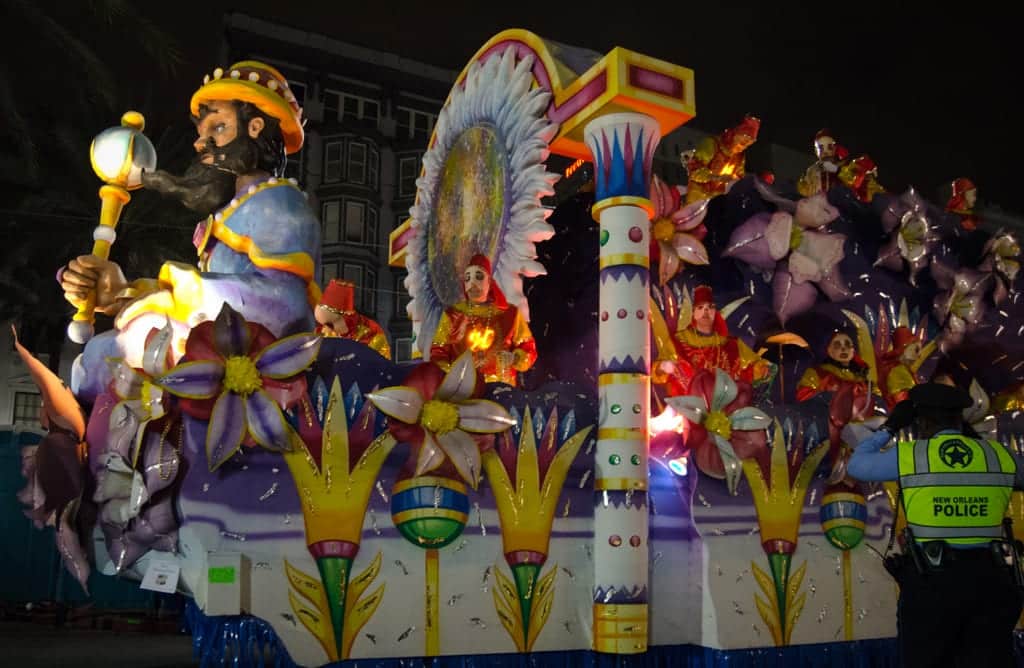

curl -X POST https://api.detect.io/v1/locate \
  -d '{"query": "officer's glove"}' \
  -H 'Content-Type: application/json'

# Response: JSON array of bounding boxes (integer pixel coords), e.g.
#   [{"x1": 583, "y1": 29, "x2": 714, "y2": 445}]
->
[{"x1": 882, "y1": 399, "x2": 916, "y2": 435}]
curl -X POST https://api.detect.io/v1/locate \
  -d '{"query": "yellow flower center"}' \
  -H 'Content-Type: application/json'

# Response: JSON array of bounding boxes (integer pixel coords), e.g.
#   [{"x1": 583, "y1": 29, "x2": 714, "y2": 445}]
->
[
  {"x1": 420, "y1": 399, "x2": 460, "y2": 435},
  {"x1": 652, "y1": 217, "x2": 675, "y2": 243},
  {"x1": 789, "y1": 225, "x2": 803, "y2": 251},
  {"x1": 705, "y1": 410, "x2": 732, "y2": 440},
  {"x1": 222, "y1": 356, "x2": 263, "y2": 395}
]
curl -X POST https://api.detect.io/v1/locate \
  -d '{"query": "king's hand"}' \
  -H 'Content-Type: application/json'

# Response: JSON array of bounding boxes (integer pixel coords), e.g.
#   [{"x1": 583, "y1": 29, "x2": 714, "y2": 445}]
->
[{"x1": 61, "y1": 254, "x2": 129, "y2": 316}]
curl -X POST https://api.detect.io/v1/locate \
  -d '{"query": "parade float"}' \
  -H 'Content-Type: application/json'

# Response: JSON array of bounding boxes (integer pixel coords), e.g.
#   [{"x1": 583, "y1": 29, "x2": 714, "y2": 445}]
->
[{"x1": 14, "y1": 28, "x2": 1024, "y2": 667}]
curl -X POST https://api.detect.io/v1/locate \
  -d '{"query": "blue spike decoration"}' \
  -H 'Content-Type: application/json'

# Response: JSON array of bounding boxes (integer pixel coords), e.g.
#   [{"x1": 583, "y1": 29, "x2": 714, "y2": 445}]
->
[
  {"x1": 507, "y1": 405, "x2": 523, "y2": 439},
  {"x1": 312, "y1": 376, "x2": 329, "y2": 425},
  {"x1": 560, "y1": 409, "x2": 578, "y2": 443},
  {"x1": 783, "y1": 417, "x2": 795, "y2": 448},
  {"x1": 345, "y1": 383, "x2": 364, "y2": 423},
  {"x1": 282, "y1": 406, "x2": 300, "y2": 434},
  {"x1": 805, "y1": 421, "x2": 822, "y2": 453},
  {"x1": 589, "y1": 125, "x2": 653, "y2": 202},
  {"x1": 631, "y1": 126, "x2": 648, "y2": 194},
  {"x1": 863, "y1": 304, "x2": 877, "y2": 338}
]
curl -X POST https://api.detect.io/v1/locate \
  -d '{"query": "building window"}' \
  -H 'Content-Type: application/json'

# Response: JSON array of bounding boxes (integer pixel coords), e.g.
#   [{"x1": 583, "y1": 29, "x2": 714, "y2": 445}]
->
[
  {"x1": 339, "y1": 92, "x2": 381, "y2": 126},
  {"x1": 321, "y1": 260, "x2": 339, "y2": 285},
  {"x1": 395, "y1": 107, "x2": 411, "y2": 138},
  {"x1": 341, "y1": 263, "x2": 364, "y2": 310},
  {"x1": 394, "y1": 272, "x2": 411, "y2": 319},
  {"x1": 364, "y1": 268, "x2": 377, "y2": 314},
  {"x1": 338, "y1": 263, "x2": 376, "y2": 313},
  {"x1": 398, "y1": 156, "x2": 419, "y2": 198},
  {"x1": 13, "y1": 391, "x2": 41, "y2": 427},
  {"x1": 343, "y1": 94, "x2": 359, "y2": 122},
  {"x1": 348, "y1": 142, "x2": 367, "y2": 185},
  {"x1": 396, "y1": 107, "x2": 437, "y2": 141},
  {"x1": 322, "y1": 200, "x2": 341, "y2": 244},
  {"x1": 363, "y1": 99, "x2": 380, "y2": 123},
  {"x1": 284, "y1": 149, "x2": 303, "y2": 183},
  {"x1": 394, "y1": 337, "x2": 413, "y2": 362},
  {"x1": 341, "y1": 263, "x2": 363, "y2": 290},
  {"x1": 287, "y1": 81, "x2": 307, "y2": 106},
  {"x1": 323, "y1": 90, "x2": 340, "y2": 122},
  {"x1": 414, "y1": 112, "x2": 431, "y2": 139},
  {"x1": 324, "y1": 141, "x2": 343, "y2": 183},
  {"x1": 344, "y1": 201, "x2": 365, "y2": 243},
  {"x1": 367, "y1": 207, "x2": 378, "y2": 247},
  {"x1": 368, "y1": 148, "x2": 379, "y2": 189}
]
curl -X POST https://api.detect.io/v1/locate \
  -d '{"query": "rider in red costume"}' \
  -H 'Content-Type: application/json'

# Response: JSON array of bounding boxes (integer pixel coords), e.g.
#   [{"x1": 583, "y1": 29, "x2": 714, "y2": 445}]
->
[
  {"x1": 682, "y1": 115, "x2": 760, "y2": 204},
  {"x1": 430, "y1": 254, "x2": 537, "y2": 386}
]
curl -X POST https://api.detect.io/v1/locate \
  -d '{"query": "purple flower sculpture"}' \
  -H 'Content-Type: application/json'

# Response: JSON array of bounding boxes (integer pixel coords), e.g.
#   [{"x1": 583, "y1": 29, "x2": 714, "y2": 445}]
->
[
  {"x1": 981, "y1": 230, "x2": 1020, "y2": 305},
  {"x1": 875, "y1": 188, "x2": 939, "y2": 287},
  {"x1": 932, "y1": 263, "x2": 992, "y2": 352},
  {"x1": 155, "y1": 303, "x2": 321, "y2": 471},
  {"x1": 723, "y1": 179, "x2": 847, "y2": 324}
]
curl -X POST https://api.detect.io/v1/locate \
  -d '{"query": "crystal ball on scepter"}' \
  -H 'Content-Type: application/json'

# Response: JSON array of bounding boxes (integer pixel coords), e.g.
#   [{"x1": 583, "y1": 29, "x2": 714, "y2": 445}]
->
[{"x1": 89, "y1": 111, "x2": 157, "y2": 189}]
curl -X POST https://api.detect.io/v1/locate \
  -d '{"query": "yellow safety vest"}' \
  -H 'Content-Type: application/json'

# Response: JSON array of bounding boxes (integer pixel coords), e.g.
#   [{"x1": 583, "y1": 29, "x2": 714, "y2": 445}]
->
[{"x1": 897, "y1": 434, "x2": 1016, "y2": 545}]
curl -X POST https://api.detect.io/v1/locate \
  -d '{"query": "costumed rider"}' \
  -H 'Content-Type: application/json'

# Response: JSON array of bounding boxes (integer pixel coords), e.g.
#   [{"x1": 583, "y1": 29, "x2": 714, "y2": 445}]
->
[
  {"x1": 430, "y1": 253, "x2": 536, "y2": 386},
  {"x1": 315, "y1": 278, "x2": 391, "y2": 359},
  {"x1": 657, "y1": 284, "x2": 769, "y2": 395},
  {"x1": 837, "y1": 154, "x2": 886, "y2": 203},
  {"x1": 877, "y1": 325, "x2": 935, "y2": 408},
  {"x1": 796, "y1": 128, "x2": 848, "y2": 197},
  {"x1": 681, "y1": 115, "x2": 760, "y2": 204},
  {"x1": 848, "y1": 383, "x2": 1024, "y2": 667},
  {"x1": 59, "y1": 61, "x2": 320, "y2": 403},
  {"x1": 797, "y1": 326, "x2": 880, "y2": 482},
  {"x1": 946, "y1": 177, "x2": 980, "y2": 232}
]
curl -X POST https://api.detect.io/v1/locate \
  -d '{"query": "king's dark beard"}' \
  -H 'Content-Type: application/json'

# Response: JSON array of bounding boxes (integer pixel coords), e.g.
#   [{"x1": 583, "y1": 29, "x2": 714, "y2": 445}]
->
[{"x1": 141, "y1": 134, "x2": 261, "y2": 217}]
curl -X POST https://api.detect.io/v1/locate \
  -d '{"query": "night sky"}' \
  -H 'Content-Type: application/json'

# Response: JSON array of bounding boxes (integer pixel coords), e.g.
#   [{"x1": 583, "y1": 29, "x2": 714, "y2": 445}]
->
[{"x1": 136, "y1": 1, "x2": 1016, "y2": 211}]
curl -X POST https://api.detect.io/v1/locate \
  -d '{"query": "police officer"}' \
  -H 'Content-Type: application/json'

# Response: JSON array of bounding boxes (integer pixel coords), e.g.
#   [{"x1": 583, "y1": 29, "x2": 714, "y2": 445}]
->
[{"x1": 848, "y1": 382, "x2": 1024, "y2": 667}]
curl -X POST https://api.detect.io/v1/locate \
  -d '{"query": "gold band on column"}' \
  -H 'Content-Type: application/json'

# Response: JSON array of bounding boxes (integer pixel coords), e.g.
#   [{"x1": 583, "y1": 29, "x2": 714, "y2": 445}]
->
[
  {"x1": 599, "y1": 253, "x2": 650, "y2": 269},
  {"x1": 593, "y1": 603, "x2": 649, "y2": 653},
  {"x1": 594, "y1": 478, "x2": 648, "y2": 491},
  {"x1": 592, "y1": 195, "x2": 654, "y2": 219}
]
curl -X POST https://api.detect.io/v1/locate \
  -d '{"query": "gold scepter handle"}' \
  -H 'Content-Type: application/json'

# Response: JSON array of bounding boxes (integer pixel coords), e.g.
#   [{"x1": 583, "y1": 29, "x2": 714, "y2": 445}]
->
[
  {"x1": 68, "y1": 185, "x2": 131, "y2": 340},
  {"x1": 67, "y1": 111, "x2": 155, "y2": 344}
]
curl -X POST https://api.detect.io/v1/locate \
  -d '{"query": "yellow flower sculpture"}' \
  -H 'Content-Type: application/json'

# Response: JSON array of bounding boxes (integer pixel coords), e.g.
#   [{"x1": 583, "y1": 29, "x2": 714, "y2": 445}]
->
[
  {"x1": 482, "y1": 407, "x2": 593, "y2": 651},
  {"x1": 741, "y1": 421, "x2": 827, "y2": 645},
  {"x1": 282, "y1": 377, "x2": 397, "y2": 661}
]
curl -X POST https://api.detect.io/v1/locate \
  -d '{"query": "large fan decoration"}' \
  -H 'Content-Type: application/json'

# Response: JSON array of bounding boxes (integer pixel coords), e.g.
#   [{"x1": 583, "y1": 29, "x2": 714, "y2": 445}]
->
[{"x1": 404, "y1": 46, "x2": 561, "y2": 357}]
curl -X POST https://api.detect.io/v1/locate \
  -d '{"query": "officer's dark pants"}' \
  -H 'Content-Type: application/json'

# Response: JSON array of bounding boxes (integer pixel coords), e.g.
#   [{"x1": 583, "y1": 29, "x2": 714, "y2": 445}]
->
[{"x1": 896, "y1": 548, "x2": 1022, "y2": 667}]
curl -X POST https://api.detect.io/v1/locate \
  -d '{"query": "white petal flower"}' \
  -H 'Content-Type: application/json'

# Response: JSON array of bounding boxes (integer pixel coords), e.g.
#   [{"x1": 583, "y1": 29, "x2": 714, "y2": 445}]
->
[
  {"x1": 93, "y1": 453, "x2": 149, "y2": 526},
  {"x1": 729, "y1": 406, "x2": 772, "y2": 431},
  {"x1": 710, "y1": 369, "x2": 738, "y2": 412},
  {"x1": 665, "y1": 395, "x2": 709, "y2": 425},
  {"x1": 457, "y1": 399, "x2": 517, "y2": 433},
  {"x1": 435, "y1": 352, "x2": 477, "y2": 402},
  {"x1": 366, "y1": 387, "x2": 424, "y2": 424}
]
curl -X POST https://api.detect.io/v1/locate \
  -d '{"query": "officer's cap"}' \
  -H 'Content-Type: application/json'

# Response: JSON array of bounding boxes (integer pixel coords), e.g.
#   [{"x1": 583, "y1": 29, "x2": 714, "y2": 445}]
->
[{"x1": 908, "y1": 382, "x2": 972, "y2": 411}]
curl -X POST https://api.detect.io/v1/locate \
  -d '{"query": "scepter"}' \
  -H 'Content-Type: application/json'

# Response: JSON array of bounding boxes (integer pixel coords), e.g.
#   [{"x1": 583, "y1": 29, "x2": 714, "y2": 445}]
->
[{"x1": 67, "y1": 111, "x2": 156, "y2": 344}]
